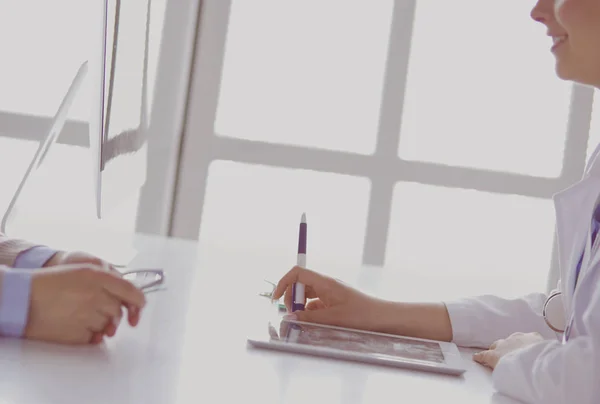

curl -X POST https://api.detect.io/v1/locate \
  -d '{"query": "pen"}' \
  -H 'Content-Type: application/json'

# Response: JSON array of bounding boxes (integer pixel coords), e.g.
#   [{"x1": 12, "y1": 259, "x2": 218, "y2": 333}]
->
[{"x1": 292, "y1": 212, "x2": 307, "y2": 312}]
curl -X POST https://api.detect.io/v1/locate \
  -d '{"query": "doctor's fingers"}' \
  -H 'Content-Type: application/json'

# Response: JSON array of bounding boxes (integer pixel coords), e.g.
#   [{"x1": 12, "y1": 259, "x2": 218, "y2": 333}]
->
[
  {"x1": 273, "y1": 266, "x2": 326, "y2": 301},
  {"x1": 283, "y1": 284, "x2": 318, "y2": 312},
  {"x1": 305, "y1": 298, "x2": 327, "y2": 311},
  {"x1": 473, "y1": 350, "x2": 499, "y2": 369},
  {"x1": 489, "y1": 339, "x2": 504, "y2": 350}
]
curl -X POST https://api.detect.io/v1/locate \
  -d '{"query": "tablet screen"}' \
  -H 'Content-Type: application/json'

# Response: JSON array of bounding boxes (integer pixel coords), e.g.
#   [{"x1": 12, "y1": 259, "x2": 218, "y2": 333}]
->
[{"x1": 273, "y1": 321, "x2": 445, "y2": 363}]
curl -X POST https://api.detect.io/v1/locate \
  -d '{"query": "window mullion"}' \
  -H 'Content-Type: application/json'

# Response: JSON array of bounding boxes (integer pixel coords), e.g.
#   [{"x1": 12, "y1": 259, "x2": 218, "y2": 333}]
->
[{"x1": 169, "y1": 0, "x2": 231, "y2": 239}]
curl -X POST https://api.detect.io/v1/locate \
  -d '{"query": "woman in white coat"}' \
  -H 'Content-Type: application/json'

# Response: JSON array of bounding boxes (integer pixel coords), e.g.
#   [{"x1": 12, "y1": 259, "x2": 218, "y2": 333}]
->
[{"x1": 272, "y1": 1, "x2": 600, "y2": 403}]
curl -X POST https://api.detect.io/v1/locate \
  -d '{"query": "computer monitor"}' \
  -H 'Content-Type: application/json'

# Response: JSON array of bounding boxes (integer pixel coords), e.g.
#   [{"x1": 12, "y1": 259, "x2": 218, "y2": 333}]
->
[
  {"x1": 0, "y1": 0, "x2": 150, "y2": 262},
  {"x1": 91, "y1": 0, "x2": 149, "y2": 220},
  {"x1": 95, "y1": 0, "x2": 151, "y2": 218}
]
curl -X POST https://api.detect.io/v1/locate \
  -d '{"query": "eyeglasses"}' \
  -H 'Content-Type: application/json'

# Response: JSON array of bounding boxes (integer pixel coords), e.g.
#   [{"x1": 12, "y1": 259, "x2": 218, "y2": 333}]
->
[
  {"x1": 260, "y1": 280, "x2": 286, "y2": 312},
  {"x1": 121, "y1": 269, "x2": 166, "y2": 293}
]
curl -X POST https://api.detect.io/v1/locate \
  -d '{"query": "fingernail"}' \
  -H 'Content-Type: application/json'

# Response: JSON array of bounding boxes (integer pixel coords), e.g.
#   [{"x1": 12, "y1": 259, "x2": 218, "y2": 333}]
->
[{"x1": 283, "y1": 314, "x2": 297, "y2": 321}]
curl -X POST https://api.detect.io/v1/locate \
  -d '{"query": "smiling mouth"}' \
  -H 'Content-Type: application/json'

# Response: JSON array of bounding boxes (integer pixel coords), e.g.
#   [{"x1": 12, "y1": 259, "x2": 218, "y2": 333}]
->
[{"x1": 551, "y1": 35, "x2": 568, "y2": 51}]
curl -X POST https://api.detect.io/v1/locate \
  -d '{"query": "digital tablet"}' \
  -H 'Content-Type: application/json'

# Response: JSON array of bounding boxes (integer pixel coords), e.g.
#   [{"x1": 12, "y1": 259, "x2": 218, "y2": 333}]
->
[{"x1": 247, "y1": 320, "x2": 466, "y2": 376}]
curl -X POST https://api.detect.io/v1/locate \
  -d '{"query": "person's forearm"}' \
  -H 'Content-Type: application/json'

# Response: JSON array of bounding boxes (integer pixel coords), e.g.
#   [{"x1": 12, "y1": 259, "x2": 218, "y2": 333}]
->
[
  {"x1": 370, "y1": 292, "x2": 557, "y2": 348},
  {"x1": 375, "y1": 300, "x2": 454, "y2": 342}
]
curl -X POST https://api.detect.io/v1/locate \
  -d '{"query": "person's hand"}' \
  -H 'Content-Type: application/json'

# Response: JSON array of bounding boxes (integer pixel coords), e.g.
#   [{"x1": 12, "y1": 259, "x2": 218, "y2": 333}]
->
[
  {"x1": 25, "y1": 264, "x2": 146, "y2": 345},
  {"x1": 473, "y1": 332, "x2": 545, "y2": 369},
  {"x1": 44, "y1": 250, "x2": 141, "y2": 343},
  {"x1": 272, "y1": 266, "x2": 391, "y2": 332}
]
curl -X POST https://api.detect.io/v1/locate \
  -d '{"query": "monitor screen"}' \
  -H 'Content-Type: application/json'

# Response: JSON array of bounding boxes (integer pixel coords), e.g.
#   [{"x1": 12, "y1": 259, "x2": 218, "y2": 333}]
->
[{"x1": 98, "y1": 0, "x2": 149, "y2": 219}]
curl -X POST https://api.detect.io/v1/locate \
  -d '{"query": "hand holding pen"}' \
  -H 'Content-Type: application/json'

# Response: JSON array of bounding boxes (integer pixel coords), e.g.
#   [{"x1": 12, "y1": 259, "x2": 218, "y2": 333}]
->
[{"x1": 271, "y1": 265, "x2": 387, "y2": 331}]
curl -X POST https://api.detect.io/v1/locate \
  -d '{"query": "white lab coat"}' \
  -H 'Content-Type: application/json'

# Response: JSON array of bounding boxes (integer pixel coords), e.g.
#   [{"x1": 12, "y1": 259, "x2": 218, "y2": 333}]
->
[{"x1": 444, "y1": 144, "x2": 600, "y2": 404}]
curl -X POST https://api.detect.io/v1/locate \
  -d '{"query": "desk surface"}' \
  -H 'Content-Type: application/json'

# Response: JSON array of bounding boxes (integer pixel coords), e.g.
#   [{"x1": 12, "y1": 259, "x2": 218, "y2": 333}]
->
[{"x1": 0, "y1": 235, "x2": 518, "y2": 404}]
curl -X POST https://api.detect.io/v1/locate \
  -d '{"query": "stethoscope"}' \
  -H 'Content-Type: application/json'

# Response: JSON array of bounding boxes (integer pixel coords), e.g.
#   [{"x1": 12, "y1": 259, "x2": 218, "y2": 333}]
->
[
  {"x1": 542, "y1": 290, "x2": 569, "y2": 342},
  {"x1": 543, "y1": 193, "x2": 600, "y2": 344}
]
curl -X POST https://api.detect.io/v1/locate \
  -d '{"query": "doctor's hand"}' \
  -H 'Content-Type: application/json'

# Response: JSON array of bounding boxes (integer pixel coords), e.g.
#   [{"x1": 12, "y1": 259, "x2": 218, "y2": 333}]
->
[
  {"x1": 272, "y1": 266, "x2": 390, "y2": 332},
  {"x1": 473, "y1": 332, "x2": 545, "y2": 369},
  {"x1": 24, "y1": 264, "x2": 146, "y2": 345}
]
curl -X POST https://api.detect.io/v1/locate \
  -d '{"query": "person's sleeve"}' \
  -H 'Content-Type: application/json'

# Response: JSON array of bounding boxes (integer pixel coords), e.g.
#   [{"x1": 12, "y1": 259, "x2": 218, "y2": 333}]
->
[
  {"x1": 0, "y1": 267, "x2": 33, "y2": 338},
  {"x1": 444, "y1": 292, "x2": 557, "y2": 349},
  {"x1": 491, "y1": 270, "x2": 600, "y2": 404},
  {"x1": 14, "y1": 246, "x2": 59, "y2": 269},
  {"x1": 0, "y1": 239, "x2": 58, "y2": 338},
  {"x1": 0, "y1": 232, "x2": 42, "y2": 267}
]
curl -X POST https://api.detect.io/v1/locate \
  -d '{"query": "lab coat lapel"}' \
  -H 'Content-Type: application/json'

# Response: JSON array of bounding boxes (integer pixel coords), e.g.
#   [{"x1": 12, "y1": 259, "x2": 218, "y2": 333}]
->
[{"x1": 553, "y1": 146, "x2": 600, "y2": 312}]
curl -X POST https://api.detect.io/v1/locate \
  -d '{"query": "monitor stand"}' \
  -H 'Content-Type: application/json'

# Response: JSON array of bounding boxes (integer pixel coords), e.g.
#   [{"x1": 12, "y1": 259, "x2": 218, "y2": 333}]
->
[{"x1": 0, "y1": 62, "x2": 138, "y2": 267}]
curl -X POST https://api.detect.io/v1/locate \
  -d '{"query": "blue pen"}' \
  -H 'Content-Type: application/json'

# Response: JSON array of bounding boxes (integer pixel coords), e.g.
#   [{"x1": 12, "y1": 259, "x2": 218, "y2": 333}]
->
[{"x1": 292, "y1": 213, "x2": 307, "y2": 312}]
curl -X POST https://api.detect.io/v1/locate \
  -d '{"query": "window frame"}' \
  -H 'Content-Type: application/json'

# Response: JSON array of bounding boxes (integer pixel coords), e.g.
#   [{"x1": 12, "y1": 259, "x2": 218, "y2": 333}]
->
[
  {"x1": 0, "y1": 0, "x2": 200, "y2": 237},
  {"x1": 172, "y1": 0, "x2": 594, "y2": 292}
]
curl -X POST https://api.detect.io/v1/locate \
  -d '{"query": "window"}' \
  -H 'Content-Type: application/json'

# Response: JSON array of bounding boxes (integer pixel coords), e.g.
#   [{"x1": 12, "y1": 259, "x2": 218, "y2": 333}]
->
[
  {"x1": 0, "y1": 0, "x2": 96, "y2": 234},
  {"x1": 398, "y1": 1, "x2": 572, "y2": 178},
  {"x1": 0, "y1": 0, "x2": 196, "y2": 239},
  {"x1": 215, "y1": 0, "x2": 393, "y2": 154},
  {"x1": 386, "y1": 183, "x2": 555, "y2": 299},
  {"x1": 0, "y1": 139, "x2": 40, "y2": 213},
  {"x1": 199, "y1": 161, "x2": 370, "y2": 280},
  {"x1": 174, "y1": 0, "x2": 595, "y2": 296},
  {"x1": 0, "y1": 0, "x2": 166, "y2": 128},
  {"x1": 0, "y1": 1, "x2": 90, "y2": 121}
]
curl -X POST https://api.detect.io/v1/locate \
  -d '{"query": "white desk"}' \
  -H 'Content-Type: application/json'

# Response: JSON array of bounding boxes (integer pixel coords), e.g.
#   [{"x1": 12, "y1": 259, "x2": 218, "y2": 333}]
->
[{"x1": 0, "y1": 235, "x2": 520, "y2": 404}]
